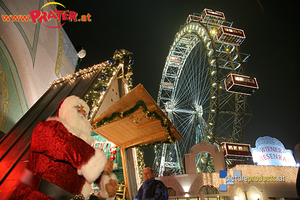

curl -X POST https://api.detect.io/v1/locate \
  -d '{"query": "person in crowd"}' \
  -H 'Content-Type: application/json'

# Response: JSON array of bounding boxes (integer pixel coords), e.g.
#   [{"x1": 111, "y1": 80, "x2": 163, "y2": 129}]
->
[{"x1": 134, "y1": 167, "x2": 169, "y2": 200}]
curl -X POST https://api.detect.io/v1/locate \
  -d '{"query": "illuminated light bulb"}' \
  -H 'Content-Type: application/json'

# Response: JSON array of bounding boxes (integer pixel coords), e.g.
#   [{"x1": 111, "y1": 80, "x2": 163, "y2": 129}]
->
[
  {"x1": 206, "y1": 41, "x2": 211, "y2": 48},
  {"x1": 183, "y1": 187, "x2": 189, "y2": 193},
  {"x1": 235, "y1": 77, "x2": 244, "y2": 81}
]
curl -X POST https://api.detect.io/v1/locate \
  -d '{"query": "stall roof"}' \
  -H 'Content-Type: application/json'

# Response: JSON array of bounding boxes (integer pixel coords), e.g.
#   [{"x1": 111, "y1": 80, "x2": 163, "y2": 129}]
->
[{"x1": 92, "y1": 84, "x2": 183, "y2": 149}]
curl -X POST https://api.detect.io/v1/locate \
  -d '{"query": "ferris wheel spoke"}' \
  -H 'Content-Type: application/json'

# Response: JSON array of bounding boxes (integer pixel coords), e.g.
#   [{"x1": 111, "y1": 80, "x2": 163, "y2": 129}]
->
[
  {"x1": 175, "y1": 66, "x2": 210, "y2": 108},
  {"x1": 173, "y1": 113, "x2": 194, "y2": 130}
]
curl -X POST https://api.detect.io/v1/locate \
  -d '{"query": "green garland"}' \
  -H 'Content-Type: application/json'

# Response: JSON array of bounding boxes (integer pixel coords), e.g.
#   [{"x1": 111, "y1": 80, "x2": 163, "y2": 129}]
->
[
  {"x1": 135, "y1": 147, "x2": 145, "y2": 184},
  {"x1": 93, "y1": 100, "x2": 176, "y2": 145}
]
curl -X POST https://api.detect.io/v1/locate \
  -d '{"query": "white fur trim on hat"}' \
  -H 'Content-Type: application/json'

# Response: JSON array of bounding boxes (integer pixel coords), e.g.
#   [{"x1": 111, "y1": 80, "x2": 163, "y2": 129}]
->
[
  {"x1": 99, "y1": 172, "x2": 118, "y2": 200},
  {"x1": 78, "y1": 148, "x2": 107, "y2": 183},
  {"x1": 58, "y1": 95, "x2": 90, "y2": 120}
]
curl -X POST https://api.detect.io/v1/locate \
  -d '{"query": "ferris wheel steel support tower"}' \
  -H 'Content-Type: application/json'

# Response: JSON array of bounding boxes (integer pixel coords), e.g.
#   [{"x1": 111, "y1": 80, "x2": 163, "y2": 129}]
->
[{"x1": 154, "y1": 9, "x2": 254, "y2": 175}]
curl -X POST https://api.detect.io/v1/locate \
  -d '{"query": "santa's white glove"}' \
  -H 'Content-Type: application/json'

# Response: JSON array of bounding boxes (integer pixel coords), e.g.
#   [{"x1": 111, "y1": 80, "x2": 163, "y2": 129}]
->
[{"x1": 99, "y1": 172, "x2": 118, "y2": 200}]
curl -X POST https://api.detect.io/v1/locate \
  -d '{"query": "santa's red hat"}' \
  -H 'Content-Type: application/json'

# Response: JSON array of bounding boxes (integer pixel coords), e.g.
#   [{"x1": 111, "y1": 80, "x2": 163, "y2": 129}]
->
[{"x1": 57, "y1": 95, "x2": 90, "y2": 119}]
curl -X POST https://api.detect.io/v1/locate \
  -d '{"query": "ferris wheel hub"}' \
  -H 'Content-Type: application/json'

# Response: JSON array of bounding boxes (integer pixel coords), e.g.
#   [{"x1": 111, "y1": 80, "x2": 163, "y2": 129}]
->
[{"x1": 194, "y1": 103, "x2": 203, "y2": 116}]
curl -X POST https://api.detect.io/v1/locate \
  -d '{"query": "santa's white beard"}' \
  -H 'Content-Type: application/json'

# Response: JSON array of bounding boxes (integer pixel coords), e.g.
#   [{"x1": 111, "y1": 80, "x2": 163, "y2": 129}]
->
[{"x1": 64, "y1": 108, "x2": 94, "y2": 145}]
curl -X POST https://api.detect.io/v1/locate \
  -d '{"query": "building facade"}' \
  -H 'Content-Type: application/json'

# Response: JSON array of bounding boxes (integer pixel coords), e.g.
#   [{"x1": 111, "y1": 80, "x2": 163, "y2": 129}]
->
[
  {"x1": 157, "y1": 142, "x2": 298, "y2": 200},
  {"x1": 0, "y1": 0, "x2": 77, "y2": 133}
]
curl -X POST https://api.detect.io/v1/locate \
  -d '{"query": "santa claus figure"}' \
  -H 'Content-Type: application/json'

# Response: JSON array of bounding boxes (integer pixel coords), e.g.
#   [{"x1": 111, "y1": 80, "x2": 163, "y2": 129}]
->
[{"x1": 10, "y1": 95, "x2": 118, "y2": 200}]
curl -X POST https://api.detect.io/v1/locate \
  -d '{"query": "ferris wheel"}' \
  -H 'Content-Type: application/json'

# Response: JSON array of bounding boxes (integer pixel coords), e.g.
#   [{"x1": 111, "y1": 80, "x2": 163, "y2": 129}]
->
[{"x1": 153, "y1": 9, "x2": 258, "y2": 175}]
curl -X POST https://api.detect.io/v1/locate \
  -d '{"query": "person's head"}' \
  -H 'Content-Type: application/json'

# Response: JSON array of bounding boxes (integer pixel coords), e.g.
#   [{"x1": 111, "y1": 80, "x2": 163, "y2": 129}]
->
[
  {"x1": 58, "y1": 95, "x2": 90, "y2": 118},
  {"x1": 57, "y1": 95, "x2": 91, "y2": 136},
  {"x1": 143, "y1": 167, "x2": 155, "y2": 181}
]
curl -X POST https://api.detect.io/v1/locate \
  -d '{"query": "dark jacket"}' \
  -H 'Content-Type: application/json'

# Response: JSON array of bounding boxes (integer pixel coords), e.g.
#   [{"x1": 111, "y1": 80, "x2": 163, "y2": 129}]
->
[{"x1": 134, "y1": 178, "x2": 169, "y2": 200}]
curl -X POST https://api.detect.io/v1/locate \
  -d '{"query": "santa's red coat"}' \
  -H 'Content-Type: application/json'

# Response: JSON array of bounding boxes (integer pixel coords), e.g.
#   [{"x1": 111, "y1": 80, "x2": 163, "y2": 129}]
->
[{"x1": 10, "y1": 120, "x2": 103, "y2": 199}]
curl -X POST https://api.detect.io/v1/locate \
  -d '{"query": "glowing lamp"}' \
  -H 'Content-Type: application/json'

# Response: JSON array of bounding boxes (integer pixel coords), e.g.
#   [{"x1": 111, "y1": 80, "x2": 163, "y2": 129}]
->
[{"x1": 77, "y1": 49, "x2": 86, "y2": 59}]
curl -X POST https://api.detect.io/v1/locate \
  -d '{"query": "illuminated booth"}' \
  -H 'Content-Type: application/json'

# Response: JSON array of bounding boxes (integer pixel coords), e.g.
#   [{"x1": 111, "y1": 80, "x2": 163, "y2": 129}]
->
[{"x1": 92, "y1": 84, "x2": 183, "y2": 199}]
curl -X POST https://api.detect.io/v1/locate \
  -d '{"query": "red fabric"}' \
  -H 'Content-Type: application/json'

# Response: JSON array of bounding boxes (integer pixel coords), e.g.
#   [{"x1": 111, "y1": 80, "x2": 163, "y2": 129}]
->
[{"x1": 10, "y1": 120, "x2": 95, "y2": 199}]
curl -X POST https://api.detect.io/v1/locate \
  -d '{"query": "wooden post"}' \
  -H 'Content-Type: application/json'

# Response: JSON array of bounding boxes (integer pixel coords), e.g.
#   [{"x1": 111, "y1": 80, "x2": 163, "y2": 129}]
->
[{"x1": 120, "y1": 148, "x2": 131, "y2": 200}]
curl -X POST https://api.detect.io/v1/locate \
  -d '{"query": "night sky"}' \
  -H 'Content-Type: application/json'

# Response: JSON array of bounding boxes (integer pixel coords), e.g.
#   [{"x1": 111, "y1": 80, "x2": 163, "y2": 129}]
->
[{"x1": 58, "y1": 0, "x2": 300, "y2": 156}]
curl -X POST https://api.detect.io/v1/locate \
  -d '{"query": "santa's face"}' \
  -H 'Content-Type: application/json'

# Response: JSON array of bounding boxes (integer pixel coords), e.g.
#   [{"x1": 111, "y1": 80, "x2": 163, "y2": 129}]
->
[
  {"x1": 65, "y1": 104, "x2": 91, "y2": 138},
  {"x1": 75, "y1": 104, "x2": 87, "y2": 117}
]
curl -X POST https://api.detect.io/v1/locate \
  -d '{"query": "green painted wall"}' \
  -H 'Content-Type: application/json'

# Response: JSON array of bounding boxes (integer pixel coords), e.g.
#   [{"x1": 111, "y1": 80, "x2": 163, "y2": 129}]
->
[{"x1": 0, "y1": 37, "x2": 28, "y2": 133}]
